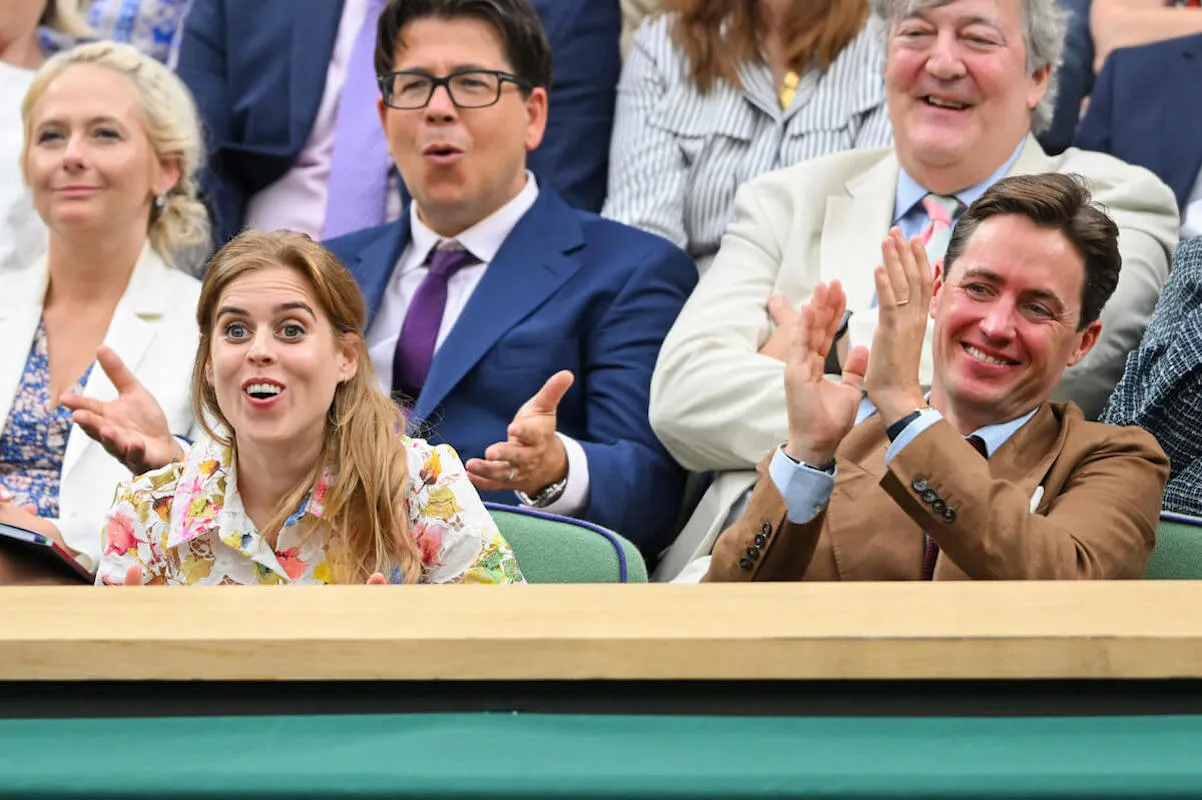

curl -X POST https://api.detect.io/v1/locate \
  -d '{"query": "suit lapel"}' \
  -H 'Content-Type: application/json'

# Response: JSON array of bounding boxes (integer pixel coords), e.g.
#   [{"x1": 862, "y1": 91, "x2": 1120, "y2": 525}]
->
[
  {"x1": 1009, "y1": 134, "x2": 1053, "y2": 176},
  {"x1": 413, "y1": 190, "x2": 585, "y2": 422},
  {"x1": 61, "y1": 247, "x2": 166, "y2": 483},
  {"x1": 0, "y1": 264, "x2": 49, "y2": 432},
  {"x1": 983, "y1": 404, "x2": 1064, "y2": 506},
  {"x1": 820, "y1": 154, "x2": 900, "y2": 311},
  {"x1": 346, "y1": 217, "x2": 411, "y2": 329}
]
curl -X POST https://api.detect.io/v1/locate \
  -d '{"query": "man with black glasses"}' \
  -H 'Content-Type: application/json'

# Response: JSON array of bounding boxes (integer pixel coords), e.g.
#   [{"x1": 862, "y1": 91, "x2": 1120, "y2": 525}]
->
[{"x1": 326, "y1": 0, "x2": 697, "y2": 557}]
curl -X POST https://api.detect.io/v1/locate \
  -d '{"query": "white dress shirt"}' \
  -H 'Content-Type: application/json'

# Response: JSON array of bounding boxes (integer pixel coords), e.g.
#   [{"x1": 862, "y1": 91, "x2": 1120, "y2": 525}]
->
[
  {"x1": 1181, "y1": 164, "x2": 1202, "y2": 240},
  {"x1": 243, "y1": 0, "x2": 400, "y2": 237},
  {"x1": 365, "y1": 174, "x2": 591, "y2": 515}
]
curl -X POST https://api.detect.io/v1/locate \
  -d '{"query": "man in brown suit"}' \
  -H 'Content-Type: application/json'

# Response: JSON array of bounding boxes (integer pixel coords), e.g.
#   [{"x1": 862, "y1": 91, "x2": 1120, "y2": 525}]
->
[{"x1": 698, "y1": 173, "x2": 1169, "y2": 582}]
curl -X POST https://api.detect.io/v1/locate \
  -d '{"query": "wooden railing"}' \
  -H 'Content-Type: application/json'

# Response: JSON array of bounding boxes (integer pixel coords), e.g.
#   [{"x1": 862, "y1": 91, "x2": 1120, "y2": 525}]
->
[{"x1": 1, "y1": 582, "x2": 1200, "y2": 681}]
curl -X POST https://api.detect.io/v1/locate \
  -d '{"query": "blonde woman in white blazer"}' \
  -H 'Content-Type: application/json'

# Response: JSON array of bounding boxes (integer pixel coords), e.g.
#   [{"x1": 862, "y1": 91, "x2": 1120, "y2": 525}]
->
[{"x1": 0, "y1": 42, "x2": 208, "y2": 580}]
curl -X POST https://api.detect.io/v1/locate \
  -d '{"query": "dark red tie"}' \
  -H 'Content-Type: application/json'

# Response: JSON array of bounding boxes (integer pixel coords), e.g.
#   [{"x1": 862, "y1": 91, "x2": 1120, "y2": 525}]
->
[{"x1": 921, "y1": 435, "x2": 987, "y2": 579}]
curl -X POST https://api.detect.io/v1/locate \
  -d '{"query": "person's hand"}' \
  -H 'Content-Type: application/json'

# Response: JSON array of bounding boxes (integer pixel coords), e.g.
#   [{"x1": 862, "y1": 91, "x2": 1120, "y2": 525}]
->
[
  {"x1": 782, "y1": 280, "x2": 869, "y2": 465},
  {"x1": 1090, "y1": 0, "x2": 1166, "y2": 73},
  {"x1": 864, "y1": 229, "x2": 934, "y2": 427},
  {"x1": 466, "y1": 371, "x2": 573, "y2": 495},
  {"x1": 60, "y1": 346, "x2": 184, "y2": 475},
  {"x1": 0, "y1": 500, "x2": 79, "y2": 585},
  {"x1": 0, "y1": 497, "x2": 69, "y2": 551},
  {"x1": 759, "y1": 293, "x2": 801, "y2": 362}
]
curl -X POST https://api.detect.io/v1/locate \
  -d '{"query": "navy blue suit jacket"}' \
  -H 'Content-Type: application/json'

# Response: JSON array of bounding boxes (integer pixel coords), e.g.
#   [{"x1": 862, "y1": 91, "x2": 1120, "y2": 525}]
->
[
  {"x1": 1038, "y1": 0, "x2": 1094, "y2": 155},
  {"x1": 1075, "y1": 32, "x2": 1202, "y2": 210},
  {"x1": 177, "y1": 0, "x2": 620, "y2": 246},
  {"x1": 324, "y1": 185, "x2": 697, "y2": 556}
]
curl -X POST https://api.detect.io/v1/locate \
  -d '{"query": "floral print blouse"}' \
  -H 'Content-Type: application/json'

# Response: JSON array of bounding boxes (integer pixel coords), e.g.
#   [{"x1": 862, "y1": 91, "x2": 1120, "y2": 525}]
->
[
  {"x1": 97, "y1": 437, "x2": 525, "y2": 585},
  {"x1": 0, "y1": 320, "x2": 92, "y2": 517}
]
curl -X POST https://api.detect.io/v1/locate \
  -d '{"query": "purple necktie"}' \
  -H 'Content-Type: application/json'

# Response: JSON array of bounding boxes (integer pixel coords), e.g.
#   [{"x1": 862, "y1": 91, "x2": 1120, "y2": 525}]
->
[
  {"x1": 323, "y1": 0, "x2": 390, "y2": 240},
  {"x1": 921, "y1": 435, "x2": 987, "y2": 580},
  {"x1": 392, "y1": 246, "x2": 480, "y2": 401}
]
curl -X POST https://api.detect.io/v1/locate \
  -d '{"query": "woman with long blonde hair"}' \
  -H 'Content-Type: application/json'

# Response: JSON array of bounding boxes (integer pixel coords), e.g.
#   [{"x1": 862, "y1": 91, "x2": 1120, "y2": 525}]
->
[{"x1": 96, "y1": 230, "x2": 523, "y2": 585}]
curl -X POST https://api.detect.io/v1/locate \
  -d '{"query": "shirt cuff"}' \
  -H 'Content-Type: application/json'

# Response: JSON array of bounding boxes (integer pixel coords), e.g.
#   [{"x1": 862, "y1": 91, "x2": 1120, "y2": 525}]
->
[
  {"x1": 884, "y1": 408, "x2": 945, "y2": 463},
  {"x1": 517, "y1": 432, "x2": 589, "y2": 516},
  {"x1": 768, "y1": 445, "x2": 836, "y2": 524}
]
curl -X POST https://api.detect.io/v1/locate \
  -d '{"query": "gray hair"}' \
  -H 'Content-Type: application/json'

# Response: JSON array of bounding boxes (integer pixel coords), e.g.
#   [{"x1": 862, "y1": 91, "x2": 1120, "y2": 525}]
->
[{"x1": 868, "y1": 0, "x2": 1067, "y2": 134}]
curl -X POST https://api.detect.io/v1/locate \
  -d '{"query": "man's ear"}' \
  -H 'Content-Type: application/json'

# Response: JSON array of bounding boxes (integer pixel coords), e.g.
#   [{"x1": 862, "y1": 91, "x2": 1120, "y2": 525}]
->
[
  {"x1": 523, "y1": 86, "x2": 549, "y2": 153},
  {"x1": 1066, "y1": 319, "x2": 1102, "y2": 367},
  {"x1": 929, "y1": 261, "x2": 945, "y2": 318},
  {"x1": 1027, "y1": 62, "x2": 1051, "y2": 113}
]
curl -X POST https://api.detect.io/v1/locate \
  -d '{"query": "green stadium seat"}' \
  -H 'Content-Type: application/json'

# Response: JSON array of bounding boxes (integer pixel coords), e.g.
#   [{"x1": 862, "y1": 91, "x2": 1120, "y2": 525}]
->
[
  {"x1": 486, "y1": 504, "x2": 647, "y2": 583},
  {"x1": 1148, "y1": 511, "x2": 1202, "y2": 579}
]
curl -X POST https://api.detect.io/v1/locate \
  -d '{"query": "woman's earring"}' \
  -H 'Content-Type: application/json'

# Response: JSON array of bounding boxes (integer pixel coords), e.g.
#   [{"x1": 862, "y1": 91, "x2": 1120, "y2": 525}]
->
[{"x1": 154, "y1": 194, "x2": 166, "y2": 210}]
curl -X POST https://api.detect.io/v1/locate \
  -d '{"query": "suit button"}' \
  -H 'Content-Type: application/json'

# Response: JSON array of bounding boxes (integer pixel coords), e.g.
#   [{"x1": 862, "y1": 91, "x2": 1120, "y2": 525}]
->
[
  {"x1": 942, "y1": 508, "x2": 956, "y2": 524},
  {"x1": 932, "y1": 499, "x2": 946, "y2": 513},
  {"x1": 739, "y1": 557, "x2": 755, "y2": 571},
  {"x1": 921, "y1": 489, "x2": 938, "y2": 504},
  {"x1": 754, "y1": 533, "x2": 768, "y2": 548},
  {"x1": 746, "y1": 545, "x2": 760, "y2": 560},
  {"x1": 912, "y1": 477, "x2": 929, "y2": 492},
  {"x1": 760, "y1": 522, "x2": 772, "y2": 537}
]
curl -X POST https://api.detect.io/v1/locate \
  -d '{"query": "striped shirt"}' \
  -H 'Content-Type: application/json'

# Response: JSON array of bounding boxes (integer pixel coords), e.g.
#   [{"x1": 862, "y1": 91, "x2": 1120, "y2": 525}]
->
[{"x1": 602, "y1": 13, "x2": 893, "y2": 275}]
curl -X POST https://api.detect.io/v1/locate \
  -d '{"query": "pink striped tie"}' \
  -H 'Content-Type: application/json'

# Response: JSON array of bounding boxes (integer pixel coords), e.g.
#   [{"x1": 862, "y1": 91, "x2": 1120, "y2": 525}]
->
[{"x1": 920, "y1": 193, "x2": 963, "y2": 275}]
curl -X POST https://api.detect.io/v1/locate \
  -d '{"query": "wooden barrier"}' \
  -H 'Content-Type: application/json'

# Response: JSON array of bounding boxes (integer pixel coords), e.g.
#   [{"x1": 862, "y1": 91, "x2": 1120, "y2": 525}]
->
[{"x1": 1, "y1": 582, "x2": 1200, "y2": 681}]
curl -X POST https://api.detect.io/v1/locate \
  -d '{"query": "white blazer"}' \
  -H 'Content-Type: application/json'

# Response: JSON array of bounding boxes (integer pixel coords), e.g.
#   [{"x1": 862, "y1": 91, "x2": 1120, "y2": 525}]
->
[{"x1": 0, "y1": 244, "x2": 202, "y2": 568}]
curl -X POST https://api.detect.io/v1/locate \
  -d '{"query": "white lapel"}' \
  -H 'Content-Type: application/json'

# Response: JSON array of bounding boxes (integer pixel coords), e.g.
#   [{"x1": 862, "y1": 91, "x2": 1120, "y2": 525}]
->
[
  {"x1": 61, "y1": 245, "x2": 171, "y2": 483},
  {"x1": 819, "y1": 153, "x2": 900, "y2": 312},
  {"x1": 0, "y1": 260, "x2": 50, "y2": 430}
]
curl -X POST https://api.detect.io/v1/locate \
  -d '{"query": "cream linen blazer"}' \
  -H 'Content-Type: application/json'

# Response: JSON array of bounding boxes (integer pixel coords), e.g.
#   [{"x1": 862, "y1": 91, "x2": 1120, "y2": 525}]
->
[{"x1": 0, "y1": 244, "x2": 202, "y2": 569}]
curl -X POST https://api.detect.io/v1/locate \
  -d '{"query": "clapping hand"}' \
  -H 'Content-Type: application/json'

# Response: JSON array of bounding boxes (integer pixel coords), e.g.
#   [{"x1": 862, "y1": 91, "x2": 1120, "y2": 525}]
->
[
  {"x1": 865, "y1": 229, "x2": 934, "y2": 426},
  {"x1": 60, "y1": 347, "x2": 183, "y2": 476},
  {"x1": 782, "y1": 280, "x2": 869, "y2": 465},
  {"x1": 466, "y1": 371, "x2": 573, "y2": 496}
]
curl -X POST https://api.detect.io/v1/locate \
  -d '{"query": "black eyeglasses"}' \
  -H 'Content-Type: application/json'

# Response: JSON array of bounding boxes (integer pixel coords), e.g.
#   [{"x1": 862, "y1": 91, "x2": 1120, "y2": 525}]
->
[{"x1": 378, "y1": 69, "x2": 533, "y2": 110}]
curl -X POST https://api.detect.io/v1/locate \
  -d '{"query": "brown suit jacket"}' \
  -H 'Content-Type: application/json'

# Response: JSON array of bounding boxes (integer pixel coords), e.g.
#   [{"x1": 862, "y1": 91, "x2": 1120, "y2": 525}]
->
[{"x1": 703, "y1": 403, "x2": 1170, "y2": 582}]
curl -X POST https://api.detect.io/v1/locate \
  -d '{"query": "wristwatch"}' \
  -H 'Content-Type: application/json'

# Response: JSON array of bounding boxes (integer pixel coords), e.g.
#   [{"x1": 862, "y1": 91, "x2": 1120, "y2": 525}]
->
[{"x1": 517, "y1": 475, "x2": 568, "y2": 508}]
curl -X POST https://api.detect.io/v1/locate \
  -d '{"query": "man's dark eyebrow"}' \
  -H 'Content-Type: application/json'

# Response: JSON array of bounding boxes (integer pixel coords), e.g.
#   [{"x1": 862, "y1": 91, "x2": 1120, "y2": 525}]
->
[
  {"x1": 396, "y1": 63, "x2": 493, "y2": 74},
  {"x1": 960, "y1": 268, "x2": 1067, "y2": 308}
]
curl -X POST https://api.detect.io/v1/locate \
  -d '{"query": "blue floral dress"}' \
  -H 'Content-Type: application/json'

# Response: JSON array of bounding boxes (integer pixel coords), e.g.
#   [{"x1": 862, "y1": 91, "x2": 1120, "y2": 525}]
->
[{"x1": 0, "y1": 321, "x2": 92, "y2": 517}]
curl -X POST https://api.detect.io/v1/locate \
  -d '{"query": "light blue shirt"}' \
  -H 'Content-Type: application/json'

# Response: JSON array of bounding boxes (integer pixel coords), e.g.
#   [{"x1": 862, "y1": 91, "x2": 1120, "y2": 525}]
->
[
  {"x1": 769, "y1": 400, "x2": 1038, "y2": 523},
  {"x1": 891, "y1": 140, "x2": 1026, "y2": 240}
]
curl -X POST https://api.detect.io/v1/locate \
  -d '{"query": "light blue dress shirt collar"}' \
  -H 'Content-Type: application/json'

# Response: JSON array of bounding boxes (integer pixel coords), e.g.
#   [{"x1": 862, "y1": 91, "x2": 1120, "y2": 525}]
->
[
  {"x1": 855, "y1": 395, "x2": 1039, "y2": 460},
  {"x1": 892, "y1": 139, "x2": 1027, "y2": 226}
]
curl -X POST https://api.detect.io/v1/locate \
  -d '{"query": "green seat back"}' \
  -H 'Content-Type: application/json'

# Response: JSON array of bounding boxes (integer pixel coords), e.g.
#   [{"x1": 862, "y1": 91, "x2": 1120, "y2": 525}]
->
[
  {"x1": 1148, "y1": 512, "x2": 1202, "y2": 579},
  {"x1": 487, "y1": 504, "x2": 647, "y2": 583}
]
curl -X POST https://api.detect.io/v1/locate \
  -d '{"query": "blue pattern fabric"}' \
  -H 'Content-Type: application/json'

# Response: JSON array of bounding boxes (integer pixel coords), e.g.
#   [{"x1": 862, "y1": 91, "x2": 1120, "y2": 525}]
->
[
  {"x1": 87, "y1": 0, "x2": 193, "y2": 64},
  {"x1": 0, "y1": 320, "x2": 92, "y2": 517},
  {"x1": 1102, "y1": 237, "x2": 1202, "y2": 515}
]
